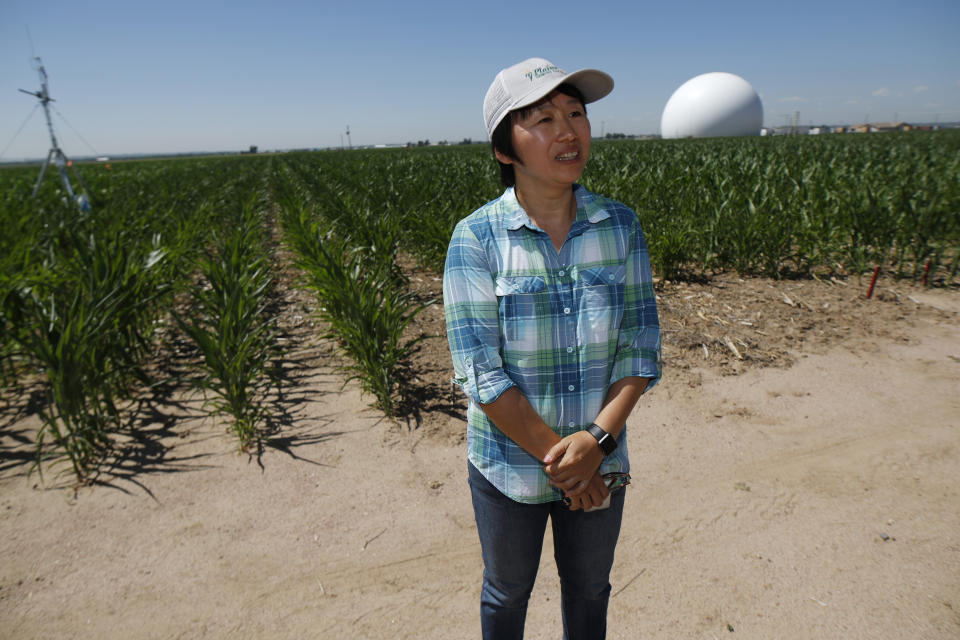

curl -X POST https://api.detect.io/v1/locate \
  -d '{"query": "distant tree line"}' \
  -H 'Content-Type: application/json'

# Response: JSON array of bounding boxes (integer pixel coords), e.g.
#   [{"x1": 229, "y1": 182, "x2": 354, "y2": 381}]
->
[{"x1": 406, "y1": 138, "x2": 478, "y2": 147}]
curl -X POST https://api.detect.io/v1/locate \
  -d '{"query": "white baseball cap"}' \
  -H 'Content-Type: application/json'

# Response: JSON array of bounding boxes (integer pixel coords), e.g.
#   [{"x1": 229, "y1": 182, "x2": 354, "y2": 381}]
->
[{"x1": 483, "y1": 57, "x2": 614, "y2": 139}]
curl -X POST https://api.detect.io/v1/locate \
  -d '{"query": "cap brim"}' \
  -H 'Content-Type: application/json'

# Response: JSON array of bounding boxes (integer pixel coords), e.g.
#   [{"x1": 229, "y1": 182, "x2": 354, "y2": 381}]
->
[{"x1": 563, "y1": 68, "x2": 614, "y2": 104}]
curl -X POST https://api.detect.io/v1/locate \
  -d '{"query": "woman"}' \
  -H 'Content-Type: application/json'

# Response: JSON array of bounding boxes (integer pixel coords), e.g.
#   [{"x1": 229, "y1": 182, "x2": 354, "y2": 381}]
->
[{"x1": 443, "y1": 57, "x2": 662, "y2": 639}]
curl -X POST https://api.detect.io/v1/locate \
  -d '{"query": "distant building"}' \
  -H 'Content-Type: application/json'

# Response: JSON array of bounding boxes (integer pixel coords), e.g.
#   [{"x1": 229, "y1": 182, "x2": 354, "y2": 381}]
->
[
  {"x1": 869, "y1": 122, "x2": 911, "y2": 132},
  {"x1": 843, "y1": 122, "x2": 913, "y2": 133},
  {"x1": 766, "y1": 125, "x2": 812, "y2": 135}
]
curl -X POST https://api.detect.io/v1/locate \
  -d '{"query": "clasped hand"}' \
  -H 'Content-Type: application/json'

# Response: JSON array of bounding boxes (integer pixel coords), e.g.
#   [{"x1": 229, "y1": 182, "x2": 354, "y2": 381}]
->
[{"x1": 542, "y1": 431, "x2": 608, "y2": 510}]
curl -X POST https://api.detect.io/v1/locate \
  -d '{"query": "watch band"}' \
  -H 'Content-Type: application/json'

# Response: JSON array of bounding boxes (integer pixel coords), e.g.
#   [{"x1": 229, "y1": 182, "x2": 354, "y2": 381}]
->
[{"x1": 586, "y1": 423, "x2": 617, "y2": 456}]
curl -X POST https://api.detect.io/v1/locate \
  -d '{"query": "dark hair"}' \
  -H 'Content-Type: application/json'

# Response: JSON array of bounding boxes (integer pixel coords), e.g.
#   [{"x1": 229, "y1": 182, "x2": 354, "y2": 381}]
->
[{"x1": 490, "y1": 83, "x2": 587, "y2": 187}]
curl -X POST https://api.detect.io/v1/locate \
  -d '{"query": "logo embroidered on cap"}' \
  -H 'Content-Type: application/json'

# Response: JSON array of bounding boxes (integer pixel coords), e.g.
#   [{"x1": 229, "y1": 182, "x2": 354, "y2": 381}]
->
[{"x1": 523, "y1": 65, "x2": 563, "y2": 82}]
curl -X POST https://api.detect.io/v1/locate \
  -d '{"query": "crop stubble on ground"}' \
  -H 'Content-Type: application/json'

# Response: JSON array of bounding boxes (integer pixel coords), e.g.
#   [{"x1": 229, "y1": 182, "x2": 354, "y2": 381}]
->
[{"x1": 397, "y1": 268, "x2": 956, "y2": 441}]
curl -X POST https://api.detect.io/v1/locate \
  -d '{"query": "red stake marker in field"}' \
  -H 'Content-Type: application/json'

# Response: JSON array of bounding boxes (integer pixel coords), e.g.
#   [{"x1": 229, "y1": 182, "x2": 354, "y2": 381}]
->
[
  {"x1": 866, "y1": 266, "x2": 880, "y2": 299},
  {"x1": 922, "y1": 260, "x2": 931, "y2": 286}
]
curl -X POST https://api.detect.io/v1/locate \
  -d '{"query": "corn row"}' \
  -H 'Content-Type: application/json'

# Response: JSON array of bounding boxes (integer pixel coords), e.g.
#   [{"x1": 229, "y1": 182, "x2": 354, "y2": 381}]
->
[
  {"x1": 278, "y1": 177, "x2": 431, "y2": 416},
  {"x1": 175, "y1": 193, "x2": 280, "y2": 451}
]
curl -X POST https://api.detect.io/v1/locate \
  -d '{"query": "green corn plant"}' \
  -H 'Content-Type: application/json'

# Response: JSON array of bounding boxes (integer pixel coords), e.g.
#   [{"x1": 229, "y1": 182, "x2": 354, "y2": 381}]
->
[
  {"x1": 648, "y1": 224, "x2": 689, "y2": 281},
  {"x1": 3, "y1": 227, "x2": 168, "y2": 482},
  {"x1": 323, "y1": 254, "x2": 431, "y2": 417},
  {"x1": 281, "y1": 204, "x2": 431, "y2": 416},
  {"x1": 175, "y1": 200, "x2": 280, "y2": 451}
]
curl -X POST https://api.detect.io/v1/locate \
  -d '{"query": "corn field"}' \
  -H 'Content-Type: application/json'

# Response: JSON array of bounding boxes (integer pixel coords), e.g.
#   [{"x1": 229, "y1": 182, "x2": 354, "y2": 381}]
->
[{"x1": 1, "y1": 130, "x2": 958, "y2": 482}]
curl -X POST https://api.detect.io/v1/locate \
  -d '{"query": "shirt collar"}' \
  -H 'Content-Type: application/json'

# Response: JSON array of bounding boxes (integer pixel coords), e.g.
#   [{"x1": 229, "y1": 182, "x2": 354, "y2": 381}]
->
[{"x1": 502, "y1": 184, "x2": 610, "y2": 231}]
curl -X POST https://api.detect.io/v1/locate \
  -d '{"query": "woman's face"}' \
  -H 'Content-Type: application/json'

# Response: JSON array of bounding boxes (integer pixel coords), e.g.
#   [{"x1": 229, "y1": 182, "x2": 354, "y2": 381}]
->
[{"x1": 498, "y1": 90, "x2": 591, "y2": 192}]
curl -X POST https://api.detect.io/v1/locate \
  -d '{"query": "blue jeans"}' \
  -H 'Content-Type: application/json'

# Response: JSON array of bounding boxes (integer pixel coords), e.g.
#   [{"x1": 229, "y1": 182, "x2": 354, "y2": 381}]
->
[{"x1": 468, "y1": 461, "x2": 625, "y2": 640}]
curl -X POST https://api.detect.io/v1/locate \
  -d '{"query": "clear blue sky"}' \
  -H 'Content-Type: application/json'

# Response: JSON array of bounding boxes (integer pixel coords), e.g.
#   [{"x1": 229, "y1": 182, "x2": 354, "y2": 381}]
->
[{"x1": 2, "y1": 0, "x2": 958, "y2": 160}]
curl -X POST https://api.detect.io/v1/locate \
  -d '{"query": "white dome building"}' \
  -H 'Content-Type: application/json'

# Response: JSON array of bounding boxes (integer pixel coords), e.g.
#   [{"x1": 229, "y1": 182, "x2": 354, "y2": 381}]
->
[{"x1": 661, "y1": 72, "x2": 763, "y2": 138}]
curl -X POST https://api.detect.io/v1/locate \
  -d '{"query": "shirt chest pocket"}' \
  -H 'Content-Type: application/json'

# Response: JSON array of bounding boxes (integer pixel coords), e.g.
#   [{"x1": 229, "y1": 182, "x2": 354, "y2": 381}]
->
[
  {"x1": 577, "y1": 265, "x2": 627, "y2": 340},
  {"x1": 495, "y1": 275, "x2": 547, "y2": 351}
]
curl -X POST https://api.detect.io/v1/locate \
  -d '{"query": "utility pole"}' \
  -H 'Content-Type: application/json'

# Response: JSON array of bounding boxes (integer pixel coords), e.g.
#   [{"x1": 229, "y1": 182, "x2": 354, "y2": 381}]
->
[{"x1": 345, "y1": 125, "x2": 352, "y2": 150}]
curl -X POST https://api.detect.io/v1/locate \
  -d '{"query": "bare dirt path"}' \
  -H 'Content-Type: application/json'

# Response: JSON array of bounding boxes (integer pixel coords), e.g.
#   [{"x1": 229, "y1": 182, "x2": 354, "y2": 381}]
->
[{"x1": 1, "y1": 277, "x2": 958, "y2": 639}]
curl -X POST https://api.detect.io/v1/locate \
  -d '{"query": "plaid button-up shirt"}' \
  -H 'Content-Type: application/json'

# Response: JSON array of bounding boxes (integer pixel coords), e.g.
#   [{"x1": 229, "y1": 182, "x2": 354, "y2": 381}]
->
[{"x1": 443, "y1": 185, "x2": 661, "y2": 503}]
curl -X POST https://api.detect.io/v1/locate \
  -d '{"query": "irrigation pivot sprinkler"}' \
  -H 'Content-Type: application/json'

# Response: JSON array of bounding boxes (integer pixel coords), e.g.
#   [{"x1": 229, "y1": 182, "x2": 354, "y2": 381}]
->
[{"x1": 18, "y1": 56, "x2": 92, "y2": 211}]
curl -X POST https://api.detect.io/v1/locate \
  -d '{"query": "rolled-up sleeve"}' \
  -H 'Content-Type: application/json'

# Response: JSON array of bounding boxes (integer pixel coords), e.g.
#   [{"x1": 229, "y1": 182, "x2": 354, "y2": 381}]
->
[
  {"x1": 443, "y1": 221, "x2": 515, "y2": 404},
  {"x1": 610, "y1": 216, "x2": 662, "y2": 391}
]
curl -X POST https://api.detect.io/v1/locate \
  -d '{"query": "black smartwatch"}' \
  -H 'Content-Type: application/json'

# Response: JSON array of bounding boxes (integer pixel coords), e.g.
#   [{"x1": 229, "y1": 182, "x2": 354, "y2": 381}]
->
[{"x1": 586, "y1": 423, "x2": 617, "y2": 456}]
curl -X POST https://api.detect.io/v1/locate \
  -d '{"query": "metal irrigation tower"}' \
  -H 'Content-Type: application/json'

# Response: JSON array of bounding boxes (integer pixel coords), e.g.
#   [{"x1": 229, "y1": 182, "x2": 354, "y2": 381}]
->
[{"x1": 18, "y1": 56, "x2": 91, "y2": 204}]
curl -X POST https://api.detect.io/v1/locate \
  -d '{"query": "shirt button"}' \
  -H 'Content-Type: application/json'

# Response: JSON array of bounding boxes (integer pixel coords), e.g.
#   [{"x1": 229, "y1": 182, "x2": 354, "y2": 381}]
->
[
  {"x1": 563, "y1": 307, "x2": 571, "y2": 314},
  {"x1": 568, "y1": 421, "x2": 575, "y2": 427},
  {"x1": 609, "y1": 273, "x2": 615, "y2": 280},
  {"x1": 568, "y1": 385, "x2": 575, "y2": 391},
  {"x1": 558, "y1": 269, "x2": 565, "y2": 276},
  {"x1": 566, "y1": 346, "x2": 574, "y2": 353}
]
